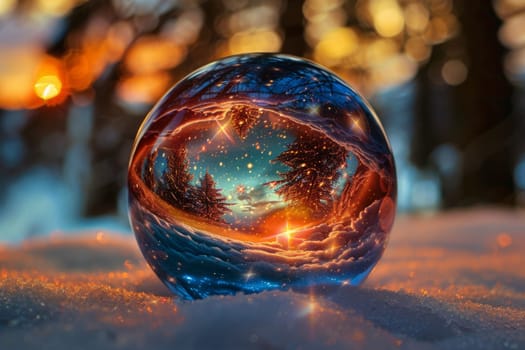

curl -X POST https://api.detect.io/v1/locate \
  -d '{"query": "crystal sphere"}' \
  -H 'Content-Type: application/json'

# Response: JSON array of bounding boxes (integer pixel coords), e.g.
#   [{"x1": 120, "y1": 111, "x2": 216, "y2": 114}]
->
[{"x1": 128, "y1": 54, "x2": 396, "y2": 300}]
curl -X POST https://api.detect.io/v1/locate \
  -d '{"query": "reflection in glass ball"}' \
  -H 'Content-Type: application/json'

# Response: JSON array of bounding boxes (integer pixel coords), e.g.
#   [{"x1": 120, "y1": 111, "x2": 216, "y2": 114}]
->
[{"x1": 128, "y1": 54, "x2": 396, "y2": 300}]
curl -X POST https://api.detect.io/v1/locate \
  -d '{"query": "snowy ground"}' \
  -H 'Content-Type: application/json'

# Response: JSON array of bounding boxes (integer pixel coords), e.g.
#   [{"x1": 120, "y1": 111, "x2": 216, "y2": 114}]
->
[{"x1": 1, "y1": 208, "x2": 524, "y2": 349}]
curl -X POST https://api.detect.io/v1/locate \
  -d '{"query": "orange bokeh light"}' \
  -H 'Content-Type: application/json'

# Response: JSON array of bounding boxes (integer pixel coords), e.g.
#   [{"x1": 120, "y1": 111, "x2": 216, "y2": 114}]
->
[
  {"x1": 125, "y1": 36, "x2": 186, "y2": 75},
  {"x1": 34, "y1": 75, "x2": 62, "y2": 100},
  {"x1": 496, "y1": 232, "x2": 513, "y2": 248},
  {"x1": 117, "y1": 72, "x2": 172, "y2": 105},
  {"x1": 32, "y1": 55, "x2": 68, "y2": 105},
  {"x1": 0, "y1": 50, "x2": 68, "y2": 109}
]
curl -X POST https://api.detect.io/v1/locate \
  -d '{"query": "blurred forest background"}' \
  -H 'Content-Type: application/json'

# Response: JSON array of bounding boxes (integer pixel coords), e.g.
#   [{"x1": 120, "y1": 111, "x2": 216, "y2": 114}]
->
[{"x1": 0, "y1": 0, "x2": 524, "y2": 241}]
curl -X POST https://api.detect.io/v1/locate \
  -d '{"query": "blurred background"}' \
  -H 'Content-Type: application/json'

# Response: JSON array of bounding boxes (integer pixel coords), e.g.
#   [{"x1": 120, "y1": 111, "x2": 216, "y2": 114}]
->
[{"x1": 0, "y1": 0, "x2": 523, "y2": 242}]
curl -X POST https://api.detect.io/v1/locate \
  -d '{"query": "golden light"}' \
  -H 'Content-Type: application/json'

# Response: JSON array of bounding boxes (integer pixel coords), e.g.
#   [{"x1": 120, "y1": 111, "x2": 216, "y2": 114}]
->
[
  {"x1": 424, "y1": 16, "x2": 457, "y2": 44},
  {"x1": 404, "y1": 2, "x2": 430, "y2": 33},
  {"x1": 405, "y1": 36, "x2": 431, "y2": 62},
  {"x1": 370, "y1": 0, "x2": 405, "y2": 38},
  {"x1": 34, "y1": 75, "x2": 62, "y2": 101},
  {"x1": 211, "y1": 121, "x2": 235, "y2": 144},
  {"x1": 329, "y1": 242, "x2": 339, "y2": 256},
  {"x1": 303, "y1": 0, "x2": 347, "y2": 46},
  {"x1": 363, "y1": 38, "x2": 399, "y2": 66},
  {"x1": 303, "y1": 0, "x2": 343, "y2": 14},
  {"x1": 125, "y1": 36, "x2": 186, "y2": 75},
  {"x1": 368, "y1": 54, "x2": 417, "y2": 92},
  {"x1": 499, "y1": 12, "x2": 525, "y2": 48},
  {"x1": 284, "y1": 220, "x2": 292, "y2": 238},
  {"x1": 106, "y1": 21, "x2": 135, "y2": 63},
  {"x1": 0, "y1": 49, "x2": 67, "y2": 109},
  {"x1": 35, "y1": 0, "x2": 78, "y2": 17},
  {"x1": 227, "y1": 29, "x2": 282, "y2": 55},
  {"x1": 62, "y1": 17, "x2": 124, "y2": 93},
  {"x1": 303, "y1": 5, "x2": 346, "y2": 26},
  {"x1": 117, "y1": 72, "x2": 172, "y2": 105},
  {"x1": 0, "y1": 48, "x2": 40, "y2": 109},
  {"x1": 64, "y1": 51, "x2": 95, "y2": 92},
  {"x1": 314, "y1": 27, "x2": 359, "y2": 66},
  {"x1": 0, "y1": 0, "x2": 16, "y2": 17},
  {"x1": 32, "y1": 55, "x2": 67, "y2": 104},
  {"x1": 305, "y1": 20, "x2": 342, "y2": 48},
  {"x1": 348, "y1": 114, "x2": 367, "y2": 137},
  {"x1": 227, "y1": 4, "x2": 280, "y2": 34},
  {"x1": 276, "y1": 220, "x2": 302, "y2": 248}
]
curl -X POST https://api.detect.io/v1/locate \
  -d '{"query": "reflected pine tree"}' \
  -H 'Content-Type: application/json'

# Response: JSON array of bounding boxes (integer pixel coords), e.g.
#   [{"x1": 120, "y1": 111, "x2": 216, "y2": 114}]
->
[
  {"x1": 270, "y1": 132, "x2": 347, "y2": 215},
  {"x1": 159, "y1": 147, "x2": 193, "y2": 208},
  {"x1": 192, "y1": 171, "x2": 231, "y2": 221},
  {"x1": 143, "y1": 148, "x2": 158, "y2": 193},
  {"x1": 228, "y1": 105, "x2": 262, "y2": 139},
  {"x1": 145, "y1": 148, "x2": 230, "y2": 221}
]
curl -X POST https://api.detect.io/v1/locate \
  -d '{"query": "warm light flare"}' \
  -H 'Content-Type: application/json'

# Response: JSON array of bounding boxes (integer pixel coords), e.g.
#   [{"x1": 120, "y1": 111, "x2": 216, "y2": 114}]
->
[
  {"x1": 276, "y1": 220, "x2": 305, "y2": 249},
  {"x1": 34, "y1": 75, "x2": 62, "y2": 101},
  {"x1": 212, "y1": 120, "x2": 235, "y2": 144},
  {"x1": 284, "y1": 220, "x2": 292, "y2": 239},
  {"x1": 298, "y1": 293, "x2": 321, "y2": 319},
  {"x1": 351, "y1": 117, "x2": 364, "y2": 134},
  {"x1": 347, "y1": 112, "x2": 368, "y2": 138},
  {"x1": 244, "y1": 269, "x2": 255, "y2": 280},
  {"x1": 31, "y1": 55, "x2": 68, "y2": 105},
  {"x1": 0, "y1": 50, "x2": 67, "y2": 109}
]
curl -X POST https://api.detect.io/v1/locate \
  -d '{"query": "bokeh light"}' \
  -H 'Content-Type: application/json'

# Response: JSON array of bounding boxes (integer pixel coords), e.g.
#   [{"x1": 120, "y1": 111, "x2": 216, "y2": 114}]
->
[
  {"x1": 314, "y1": 27, "x2": 359, "y2": 66},
  {"x1": 370, "y1": 0, "x2": 405, "y2": 38},
  {"x1": 34, "y1": 75, "x2": 62, "y2": 101},
  {"x1": 441, "y1": 59, "x2": 468, "y2": 86},
  {"x1": 117, "y1": 72, "x2": 172, "y2": 105},
  {"x1": 35, "y1": 0, "x2": 79, "y2": 17}
]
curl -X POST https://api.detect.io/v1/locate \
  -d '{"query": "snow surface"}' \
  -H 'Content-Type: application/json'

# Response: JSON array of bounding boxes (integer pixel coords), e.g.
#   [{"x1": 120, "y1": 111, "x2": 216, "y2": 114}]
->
[{"x1": 1, "y1": 208, "x2": 524, "y2": 349}]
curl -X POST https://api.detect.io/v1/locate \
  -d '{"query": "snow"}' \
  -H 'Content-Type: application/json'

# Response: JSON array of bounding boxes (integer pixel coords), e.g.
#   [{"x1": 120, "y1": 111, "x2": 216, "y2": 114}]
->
[{"x1": 1, "y1": 208, "x2": 524, "y2": 349}]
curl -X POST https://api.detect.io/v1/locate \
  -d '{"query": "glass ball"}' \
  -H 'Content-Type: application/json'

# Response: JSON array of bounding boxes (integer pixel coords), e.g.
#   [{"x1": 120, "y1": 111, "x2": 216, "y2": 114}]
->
[{"x1": 128, "y1": 54, "x2": 396, "y2": 300}]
